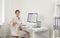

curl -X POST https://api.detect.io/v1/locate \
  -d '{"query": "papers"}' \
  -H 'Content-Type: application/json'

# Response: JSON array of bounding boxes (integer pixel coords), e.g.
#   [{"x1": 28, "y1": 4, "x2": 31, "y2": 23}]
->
[
  {"x1": 58, "y1": 17, "x2": 60, "y2": 26},
  {"x1": 55, "y1": 17, "x2": 60, "y2": 30}
]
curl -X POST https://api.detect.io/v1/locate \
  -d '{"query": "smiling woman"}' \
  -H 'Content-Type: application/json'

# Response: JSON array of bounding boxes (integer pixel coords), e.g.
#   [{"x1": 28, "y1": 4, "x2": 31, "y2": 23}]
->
[{"x1": 0, "y1": 0, "x2": 5, "y2": 25}]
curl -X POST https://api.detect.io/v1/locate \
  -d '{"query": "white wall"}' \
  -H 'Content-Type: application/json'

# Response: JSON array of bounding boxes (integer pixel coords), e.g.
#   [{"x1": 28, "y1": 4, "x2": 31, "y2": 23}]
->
[
  {"x1": 20, "y1": 0, "x2": 55, "y2": 27},
  {"x1": 5, "y1": 0, "x2": 55, "y2": 26},
  {"x1": 5, "y1": 0, "x2": 55, "y2": 38},
  {"x1": 5, "y1": 0, "x2": 22, "y2": 23}
]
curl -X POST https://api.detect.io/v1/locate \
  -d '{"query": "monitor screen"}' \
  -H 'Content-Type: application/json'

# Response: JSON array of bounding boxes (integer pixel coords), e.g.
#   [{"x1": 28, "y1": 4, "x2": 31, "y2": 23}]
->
[{"x1": 27, "y1": 13, "x2": 38, "y2": 23}]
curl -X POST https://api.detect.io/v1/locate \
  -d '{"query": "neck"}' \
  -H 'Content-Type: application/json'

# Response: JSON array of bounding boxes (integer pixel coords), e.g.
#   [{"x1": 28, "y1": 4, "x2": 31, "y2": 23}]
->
[
  {"x1": 16, "y1": 16, "x2": 20, "y2": 19},
  {"x1": 16, "y1": 16, "x2": 19, "y2": 17}
]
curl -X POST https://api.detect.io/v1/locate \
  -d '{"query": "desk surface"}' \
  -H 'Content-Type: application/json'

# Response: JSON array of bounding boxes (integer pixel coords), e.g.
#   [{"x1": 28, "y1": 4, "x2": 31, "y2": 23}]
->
[{"x1": 22, "y1": 26, "x2": 48, "y2": 32}]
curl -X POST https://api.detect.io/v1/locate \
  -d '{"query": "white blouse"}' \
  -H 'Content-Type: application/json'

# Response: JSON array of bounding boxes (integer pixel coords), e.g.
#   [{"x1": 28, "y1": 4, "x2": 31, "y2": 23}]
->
[{"x1": 10, "y1": 16, "x2": 22, "y2": 36}]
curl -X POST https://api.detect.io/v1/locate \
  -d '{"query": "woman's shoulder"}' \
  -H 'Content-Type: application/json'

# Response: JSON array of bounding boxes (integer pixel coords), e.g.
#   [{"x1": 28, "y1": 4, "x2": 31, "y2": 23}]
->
[{"x1": 10, "y1": 17, "x2": 17, "y2": 22}]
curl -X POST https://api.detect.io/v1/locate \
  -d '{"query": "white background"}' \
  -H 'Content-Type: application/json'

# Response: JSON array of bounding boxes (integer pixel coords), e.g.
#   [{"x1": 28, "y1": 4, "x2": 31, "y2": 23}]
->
[{"x1": 5, "y1": 0, "x2": 55, "y2": 38}]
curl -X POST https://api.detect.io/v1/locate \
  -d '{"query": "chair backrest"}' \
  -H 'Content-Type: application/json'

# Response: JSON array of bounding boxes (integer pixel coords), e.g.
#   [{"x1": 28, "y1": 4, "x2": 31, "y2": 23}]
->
[{"x1": 54, "y1": 17, "x2": 60, "y2": 30}]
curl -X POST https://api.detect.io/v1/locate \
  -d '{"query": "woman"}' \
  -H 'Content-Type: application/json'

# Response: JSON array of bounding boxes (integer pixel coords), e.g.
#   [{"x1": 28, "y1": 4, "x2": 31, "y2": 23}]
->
[{"x1": 10, "y1": 10, "x2": 29, "y2": 38}]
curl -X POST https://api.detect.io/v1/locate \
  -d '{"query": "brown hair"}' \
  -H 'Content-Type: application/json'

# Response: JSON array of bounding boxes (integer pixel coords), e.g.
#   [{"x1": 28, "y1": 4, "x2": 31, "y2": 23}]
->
[{"x1": 15, "y1": 10, "x2": 20, "y2": 13}]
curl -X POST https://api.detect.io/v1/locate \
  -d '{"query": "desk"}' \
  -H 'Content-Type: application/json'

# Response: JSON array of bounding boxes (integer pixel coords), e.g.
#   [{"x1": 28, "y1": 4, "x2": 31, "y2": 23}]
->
[{"x1": 22, "y1": 26, "x2": 49, "y2": 38}]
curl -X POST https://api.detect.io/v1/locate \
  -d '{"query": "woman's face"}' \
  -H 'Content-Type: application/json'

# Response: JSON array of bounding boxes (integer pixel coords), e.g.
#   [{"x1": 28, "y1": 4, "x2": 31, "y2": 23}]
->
[{"x1": 15, "y1": 12, "x2": 20, "y2": 17}]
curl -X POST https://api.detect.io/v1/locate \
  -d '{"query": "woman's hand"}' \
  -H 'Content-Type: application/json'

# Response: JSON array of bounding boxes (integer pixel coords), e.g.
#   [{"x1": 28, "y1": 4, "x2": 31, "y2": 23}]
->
[{"x1": 13, "y1": 21, "x2": 17, "y2": 26}]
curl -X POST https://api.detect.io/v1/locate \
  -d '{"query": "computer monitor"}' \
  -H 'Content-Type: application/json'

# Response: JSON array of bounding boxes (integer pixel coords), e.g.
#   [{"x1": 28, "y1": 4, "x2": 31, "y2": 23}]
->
[{"x1": 27, "y1": 13, "x2": 38, "y2": 23}]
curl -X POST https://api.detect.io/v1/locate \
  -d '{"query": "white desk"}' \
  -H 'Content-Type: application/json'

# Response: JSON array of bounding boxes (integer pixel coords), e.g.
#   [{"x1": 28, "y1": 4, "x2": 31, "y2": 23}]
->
[{"x1": 22, "y1": 26, "x2": 49, "y2": 38}]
